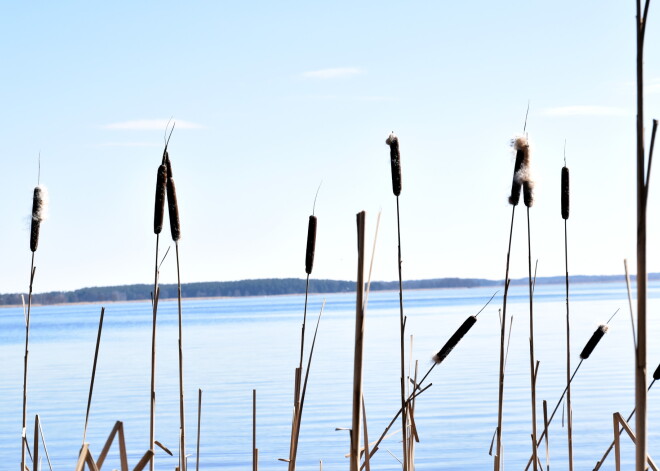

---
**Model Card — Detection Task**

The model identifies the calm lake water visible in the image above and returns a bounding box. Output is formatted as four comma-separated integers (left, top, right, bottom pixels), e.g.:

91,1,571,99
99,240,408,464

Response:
1,282,659,470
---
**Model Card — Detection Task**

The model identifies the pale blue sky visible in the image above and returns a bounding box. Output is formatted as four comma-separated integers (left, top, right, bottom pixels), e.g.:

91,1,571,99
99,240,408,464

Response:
1,1,659,293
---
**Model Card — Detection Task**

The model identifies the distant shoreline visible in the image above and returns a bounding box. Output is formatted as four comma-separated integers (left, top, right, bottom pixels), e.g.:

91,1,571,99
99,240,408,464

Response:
0,274,647,309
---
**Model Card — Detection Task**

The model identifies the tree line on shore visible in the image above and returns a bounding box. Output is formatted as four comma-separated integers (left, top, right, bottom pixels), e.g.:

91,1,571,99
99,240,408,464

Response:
0,274,653,306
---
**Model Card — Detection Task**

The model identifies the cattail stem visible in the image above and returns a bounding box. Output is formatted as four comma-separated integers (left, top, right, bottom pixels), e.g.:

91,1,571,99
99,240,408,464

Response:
21,254,36,471
527,206,539,471
175,241,186,471
495,204,517,471
289,301,325,470
150,236,162,471
564,182,574,471
83,307,105,445
395,196,408,471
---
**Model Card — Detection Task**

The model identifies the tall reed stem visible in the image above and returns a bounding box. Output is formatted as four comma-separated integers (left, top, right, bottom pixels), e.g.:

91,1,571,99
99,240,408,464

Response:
564,218,574,470
175,242,186,471
196,389,202,471
150,234,160,471
635,1,652,468
395,197,408,471
21,254,36,471
495,206,516,470
350,211,366,471
253,389,257,471
527,206,539,471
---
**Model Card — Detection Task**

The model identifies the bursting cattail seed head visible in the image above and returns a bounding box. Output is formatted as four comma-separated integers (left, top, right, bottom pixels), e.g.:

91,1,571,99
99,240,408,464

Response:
580,324,609,360
386,132,402,196
561,166,570,219
165,157,181,242
654,363,660,381
432,315,477,364
511,137,534,207
30,185,48,252
154,163,167,234
305,215,317,275
508,136,529,205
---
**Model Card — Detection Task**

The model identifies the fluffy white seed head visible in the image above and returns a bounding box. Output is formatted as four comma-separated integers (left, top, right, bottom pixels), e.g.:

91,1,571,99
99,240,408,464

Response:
32,185,49,222
386,132,397,146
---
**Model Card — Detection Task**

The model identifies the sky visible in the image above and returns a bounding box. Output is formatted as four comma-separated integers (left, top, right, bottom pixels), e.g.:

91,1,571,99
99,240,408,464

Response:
0,1,659,294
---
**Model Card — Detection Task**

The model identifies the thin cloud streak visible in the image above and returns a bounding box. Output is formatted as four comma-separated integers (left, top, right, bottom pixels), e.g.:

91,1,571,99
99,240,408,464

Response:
99,142,161,148
102,119,205,130
541,105,630,117
301,67,363,79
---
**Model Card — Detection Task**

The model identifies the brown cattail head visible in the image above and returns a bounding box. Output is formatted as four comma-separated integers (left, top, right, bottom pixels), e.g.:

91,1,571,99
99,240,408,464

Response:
432,315,477,364
154,163,167,234
654,362,660,381
165,156,181,242
561,166,570,219
385,132,402,196
30,185,48,252
580,324,608,360
305,215,317,275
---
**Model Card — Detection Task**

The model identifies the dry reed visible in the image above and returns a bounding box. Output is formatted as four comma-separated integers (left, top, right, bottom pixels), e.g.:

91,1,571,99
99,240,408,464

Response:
196,389,202,471
593,361,660,469
350,211,366,471
634,1,655,467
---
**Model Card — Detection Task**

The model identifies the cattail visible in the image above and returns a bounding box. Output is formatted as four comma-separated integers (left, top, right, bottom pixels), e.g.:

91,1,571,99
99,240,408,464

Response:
511,137,534,207
432,315,477,364
305,215,317,275
385,132,402,196
508,137,528,205
154,163,167,234
579,324,608,360
561,166,570,219
165,155,181,242
30,185,48,252
654,362,660,381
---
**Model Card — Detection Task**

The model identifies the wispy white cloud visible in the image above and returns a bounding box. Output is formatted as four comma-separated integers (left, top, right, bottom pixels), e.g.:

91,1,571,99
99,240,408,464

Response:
541,105,630,117
301,67,363,79
99,142,161,148
102,119,205,130
304,94,394,102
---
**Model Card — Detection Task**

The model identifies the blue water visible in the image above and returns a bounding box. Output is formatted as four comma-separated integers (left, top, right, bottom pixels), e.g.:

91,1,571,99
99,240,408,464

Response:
1,282,659,470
